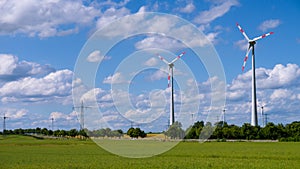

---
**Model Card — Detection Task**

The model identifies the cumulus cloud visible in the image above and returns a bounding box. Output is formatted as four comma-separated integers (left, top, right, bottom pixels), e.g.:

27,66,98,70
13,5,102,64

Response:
179,2,195,13
86,50,111,63
234,39,248,51
96,7,130,30
80,88,105,104
103,72,128,84
258,19,281,32
147,70,167,81
0,54,55,81
144,57,158,66
135,35,184,50
0,54,17,75
193,0,239,24
5,109,28,119
50,111,68,120
0,69,73,103
230,64,300,90
225,63,300,125
0,0,99,37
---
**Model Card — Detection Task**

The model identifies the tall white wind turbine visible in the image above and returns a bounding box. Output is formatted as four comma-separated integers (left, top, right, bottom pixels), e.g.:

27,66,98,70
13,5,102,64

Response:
157,52,186,126
236,23,274,126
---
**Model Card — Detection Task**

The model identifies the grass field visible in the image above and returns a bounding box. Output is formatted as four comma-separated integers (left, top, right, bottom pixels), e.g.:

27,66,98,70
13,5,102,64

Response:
1,135,300,169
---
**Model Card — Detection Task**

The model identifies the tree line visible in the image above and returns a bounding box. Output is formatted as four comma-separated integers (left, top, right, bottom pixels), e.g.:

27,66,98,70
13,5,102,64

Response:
1,127,88,138
177,121,300,141
2,121,300,141
1,127,145,139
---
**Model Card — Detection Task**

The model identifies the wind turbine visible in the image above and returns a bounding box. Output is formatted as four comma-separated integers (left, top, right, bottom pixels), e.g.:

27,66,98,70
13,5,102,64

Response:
260,104,265,127
236,23,274,126
222,107,226,127
157,51,186,126
50,117,54,131
258,101,266,127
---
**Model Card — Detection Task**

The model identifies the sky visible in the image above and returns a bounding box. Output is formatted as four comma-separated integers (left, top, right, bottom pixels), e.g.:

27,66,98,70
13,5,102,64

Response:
0,0,300,132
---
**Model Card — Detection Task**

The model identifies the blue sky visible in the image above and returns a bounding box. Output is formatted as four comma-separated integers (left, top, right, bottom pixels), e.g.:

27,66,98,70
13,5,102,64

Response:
0,0,299,132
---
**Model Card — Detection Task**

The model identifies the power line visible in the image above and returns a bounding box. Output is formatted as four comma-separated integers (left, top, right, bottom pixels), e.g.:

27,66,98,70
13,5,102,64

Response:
3,113,8,136
72,101,91,130
264,113,269,126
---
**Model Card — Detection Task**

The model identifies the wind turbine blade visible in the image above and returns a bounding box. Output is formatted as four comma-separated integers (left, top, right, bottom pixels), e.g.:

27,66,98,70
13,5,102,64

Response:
242,46,252,71
167,67,171,88
252,32,274,41
156,54,170,65
170,51,186,64
236,23,250,41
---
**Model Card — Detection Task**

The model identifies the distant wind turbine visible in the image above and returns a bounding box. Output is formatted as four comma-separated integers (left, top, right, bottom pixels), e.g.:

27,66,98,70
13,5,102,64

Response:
236,23,274,126
156,51,186,126
258,103,267,127
222,107,226,127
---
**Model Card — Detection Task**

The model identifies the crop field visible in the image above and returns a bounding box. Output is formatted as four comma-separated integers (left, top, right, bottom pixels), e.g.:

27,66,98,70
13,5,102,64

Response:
0,135,300,169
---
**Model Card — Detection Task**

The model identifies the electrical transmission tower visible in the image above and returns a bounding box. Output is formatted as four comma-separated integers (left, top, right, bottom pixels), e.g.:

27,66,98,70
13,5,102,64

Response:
264,113,268,126
3,113,8,136
73,101,91,130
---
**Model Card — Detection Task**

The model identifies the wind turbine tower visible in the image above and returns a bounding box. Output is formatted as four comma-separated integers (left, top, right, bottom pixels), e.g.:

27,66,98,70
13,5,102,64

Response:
259,103,266,127
51,117,54,131
236,23,274,126
157,52,186,126
222,108,226,126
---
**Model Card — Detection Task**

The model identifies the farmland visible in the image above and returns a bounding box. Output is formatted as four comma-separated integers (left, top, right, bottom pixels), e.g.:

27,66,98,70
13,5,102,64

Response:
0,135,300,169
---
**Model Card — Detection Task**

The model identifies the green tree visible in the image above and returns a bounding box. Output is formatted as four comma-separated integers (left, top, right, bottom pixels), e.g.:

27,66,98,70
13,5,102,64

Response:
78,129,88,137
68,129,78,137
165,121,185,139
127,127,136,138
41,128,49,135
127,127,146,138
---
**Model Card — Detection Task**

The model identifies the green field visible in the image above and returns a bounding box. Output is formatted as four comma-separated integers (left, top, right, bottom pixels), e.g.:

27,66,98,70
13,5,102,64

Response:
1,135,300,169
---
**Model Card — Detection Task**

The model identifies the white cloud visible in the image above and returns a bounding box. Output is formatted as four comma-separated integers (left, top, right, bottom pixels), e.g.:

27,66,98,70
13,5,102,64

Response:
0,0,99,37
193,0,239,24
0,69,73,103
138,6,147,13
135,35,184,50
148,70,167,81
97,10,217,48
230,64,300,90
258,19,281,32
0,54,18,75
103,72,128,84
0,54,55,81
205,32,220,44
86,50,104,63
225,63,300,125
260,64,300,89
179,2,195,13
270,89,294,100
96,7,130,30
80,88,105,104
144,57,158,66
227,89,246,101
5,109,28,119
50,111,67,120
234,39,248,51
